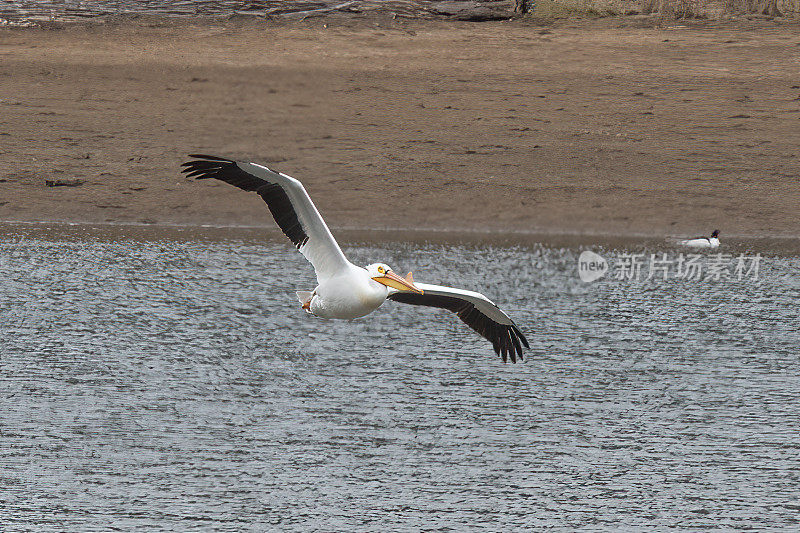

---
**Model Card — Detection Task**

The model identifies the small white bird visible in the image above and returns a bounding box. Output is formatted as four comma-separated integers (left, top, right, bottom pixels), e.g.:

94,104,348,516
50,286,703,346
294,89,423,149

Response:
182,155,528,362
680,230,720,248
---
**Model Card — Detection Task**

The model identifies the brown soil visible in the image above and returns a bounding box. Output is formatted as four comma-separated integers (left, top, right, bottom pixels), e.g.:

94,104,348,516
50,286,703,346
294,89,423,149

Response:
1,15,799,239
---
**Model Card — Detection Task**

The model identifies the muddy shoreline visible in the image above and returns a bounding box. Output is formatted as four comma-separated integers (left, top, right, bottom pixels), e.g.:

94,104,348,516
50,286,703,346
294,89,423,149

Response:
1,16,799,243
3,221,798,256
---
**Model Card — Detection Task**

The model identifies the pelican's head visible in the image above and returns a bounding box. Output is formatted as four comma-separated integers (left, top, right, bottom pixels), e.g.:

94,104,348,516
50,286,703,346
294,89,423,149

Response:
711,229,720,238
366,263,423,294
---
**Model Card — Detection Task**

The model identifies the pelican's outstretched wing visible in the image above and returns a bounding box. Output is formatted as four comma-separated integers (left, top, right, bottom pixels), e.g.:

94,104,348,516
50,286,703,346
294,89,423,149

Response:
182,154,350,281
387,282,529,363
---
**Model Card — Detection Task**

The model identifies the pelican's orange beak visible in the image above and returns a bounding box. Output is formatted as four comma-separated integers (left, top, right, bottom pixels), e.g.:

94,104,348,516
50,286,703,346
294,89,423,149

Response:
372,270,423,294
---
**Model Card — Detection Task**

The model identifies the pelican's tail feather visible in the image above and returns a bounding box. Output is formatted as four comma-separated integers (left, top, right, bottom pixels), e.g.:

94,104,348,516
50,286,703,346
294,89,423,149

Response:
296,291,314,312
296,291,313,304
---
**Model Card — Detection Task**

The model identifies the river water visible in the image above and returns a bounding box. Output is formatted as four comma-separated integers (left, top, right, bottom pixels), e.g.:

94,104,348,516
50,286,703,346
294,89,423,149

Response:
1,227,799,530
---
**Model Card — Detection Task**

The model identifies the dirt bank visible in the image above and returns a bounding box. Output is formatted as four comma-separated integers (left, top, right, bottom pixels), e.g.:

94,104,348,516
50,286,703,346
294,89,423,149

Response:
1,16,799,239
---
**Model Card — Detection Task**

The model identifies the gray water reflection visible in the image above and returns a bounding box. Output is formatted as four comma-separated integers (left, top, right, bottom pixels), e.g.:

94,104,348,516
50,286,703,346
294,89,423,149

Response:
1,234,799,530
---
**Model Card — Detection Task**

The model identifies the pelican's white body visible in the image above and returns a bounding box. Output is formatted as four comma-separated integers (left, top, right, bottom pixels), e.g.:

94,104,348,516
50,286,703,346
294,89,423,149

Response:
306,264,389,319
680,237,720,248
245,162,393,319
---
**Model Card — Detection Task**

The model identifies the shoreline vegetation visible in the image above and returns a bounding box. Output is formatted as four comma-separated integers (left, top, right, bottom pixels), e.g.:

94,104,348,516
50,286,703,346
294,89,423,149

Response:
515,0,797,19
1,9,799,246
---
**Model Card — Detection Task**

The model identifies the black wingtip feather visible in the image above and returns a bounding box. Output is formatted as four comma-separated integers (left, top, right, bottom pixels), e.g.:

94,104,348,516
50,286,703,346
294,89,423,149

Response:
511,333,523,363
513,324,530,349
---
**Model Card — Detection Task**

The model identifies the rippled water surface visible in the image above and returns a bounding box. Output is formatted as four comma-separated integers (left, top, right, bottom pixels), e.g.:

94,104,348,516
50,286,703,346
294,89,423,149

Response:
1,230,799,530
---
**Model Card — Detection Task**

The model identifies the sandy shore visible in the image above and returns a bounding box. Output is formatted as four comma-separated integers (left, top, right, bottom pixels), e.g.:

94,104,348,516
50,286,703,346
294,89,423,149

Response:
1,15,800,240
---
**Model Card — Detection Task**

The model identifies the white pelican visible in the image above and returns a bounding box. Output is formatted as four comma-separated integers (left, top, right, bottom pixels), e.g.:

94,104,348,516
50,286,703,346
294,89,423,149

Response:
679,230,720,248
181,154,529,362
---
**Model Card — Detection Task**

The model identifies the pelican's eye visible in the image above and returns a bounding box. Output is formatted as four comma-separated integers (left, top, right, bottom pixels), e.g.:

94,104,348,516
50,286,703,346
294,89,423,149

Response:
377,266,385,274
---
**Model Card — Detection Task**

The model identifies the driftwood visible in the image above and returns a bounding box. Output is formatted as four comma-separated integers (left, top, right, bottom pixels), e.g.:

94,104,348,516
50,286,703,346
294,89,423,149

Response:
266,1,360,18
45,178,84,187
266,1,512,20
429,1,512,19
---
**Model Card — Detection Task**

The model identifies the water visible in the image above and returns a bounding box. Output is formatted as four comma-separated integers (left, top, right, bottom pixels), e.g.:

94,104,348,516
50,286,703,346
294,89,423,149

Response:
1,230,799,530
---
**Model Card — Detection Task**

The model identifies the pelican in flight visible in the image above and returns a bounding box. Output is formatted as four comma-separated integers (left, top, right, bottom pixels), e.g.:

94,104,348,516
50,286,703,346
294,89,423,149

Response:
680,230,720,248
181,155,529,362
